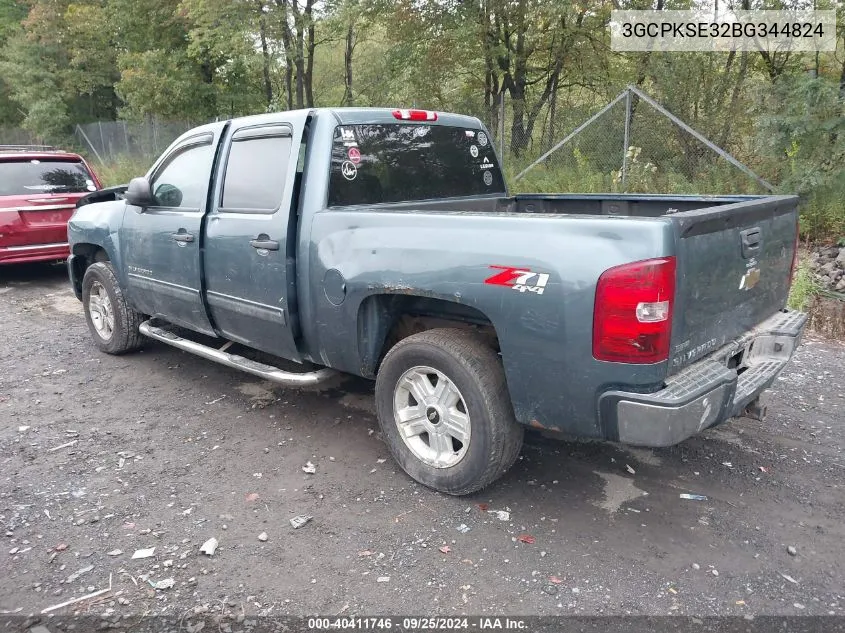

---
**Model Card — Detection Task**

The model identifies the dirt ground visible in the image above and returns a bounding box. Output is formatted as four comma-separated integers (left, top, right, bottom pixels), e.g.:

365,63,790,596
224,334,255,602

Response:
1,263,844,622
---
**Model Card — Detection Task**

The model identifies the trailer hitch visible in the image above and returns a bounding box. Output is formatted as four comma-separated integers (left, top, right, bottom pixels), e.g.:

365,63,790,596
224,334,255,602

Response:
741,397,767,421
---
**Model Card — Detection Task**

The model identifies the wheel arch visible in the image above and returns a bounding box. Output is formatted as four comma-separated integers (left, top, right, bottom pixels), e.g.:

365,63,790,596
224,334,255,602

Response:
69,243,111,299
356,293,500,378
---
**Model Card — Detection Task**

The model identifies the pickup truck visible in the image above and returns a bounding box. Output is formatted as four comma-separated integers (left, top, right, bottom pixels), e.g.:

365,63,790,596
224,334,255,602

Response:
67,107,807,495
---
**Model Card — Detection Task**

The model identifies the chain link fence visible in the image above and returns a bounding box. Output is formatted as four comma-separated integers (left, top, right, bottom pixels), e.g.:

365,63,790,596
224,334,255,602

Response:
486,86,775,196
3,90,773,195
74,120,197,168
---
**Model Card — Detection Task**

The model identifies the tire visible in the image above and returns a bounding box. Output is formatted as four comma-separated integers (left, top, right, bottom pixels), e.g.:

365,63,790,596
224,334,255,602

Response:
375,328,524,495
81,261,145,355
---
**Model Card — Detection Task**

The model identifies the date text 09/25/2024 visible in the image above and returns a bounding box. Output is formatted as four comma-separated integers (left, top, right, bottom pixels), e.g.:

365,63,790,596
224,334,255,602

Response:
307,617,528,630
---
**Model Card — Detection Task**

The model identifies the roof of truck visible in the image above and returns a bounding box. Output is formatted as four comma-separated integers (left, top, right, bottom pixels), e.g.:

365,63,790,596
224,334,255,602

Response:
327,107,483,127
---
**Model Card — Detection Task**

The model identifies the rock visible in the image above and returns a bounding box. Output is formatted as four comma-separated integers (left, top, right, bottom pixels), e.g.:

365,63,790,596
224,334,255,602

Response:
787,545,797,556
711,569,719,576
257,532,268,542
836,249,845,265
837,279,845,291
692,563,700,570
820,262,836,275
542,584,558,595
824,247,839,258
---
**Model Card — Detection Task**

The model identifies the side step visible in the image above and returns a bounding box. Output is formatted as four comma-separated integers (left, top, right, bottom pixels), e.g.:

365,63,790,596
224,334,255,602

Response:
139,320,337,386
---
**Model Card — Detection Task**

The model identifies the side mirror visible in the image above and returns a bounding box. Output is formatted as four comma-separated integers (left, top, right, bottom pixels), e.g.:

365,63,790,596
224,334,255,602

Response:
125,177,155,208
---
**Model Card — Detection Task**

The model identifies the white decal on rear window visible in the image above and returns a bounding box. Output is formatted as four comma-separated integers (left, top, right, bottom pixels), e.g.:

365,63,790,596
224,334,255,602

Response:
341,161,358,181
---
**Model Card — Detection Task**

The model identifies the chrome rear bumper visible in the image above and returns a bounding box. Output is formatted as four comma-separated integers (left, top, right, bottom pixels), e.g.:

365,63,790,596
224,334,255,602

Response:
600,309,808,447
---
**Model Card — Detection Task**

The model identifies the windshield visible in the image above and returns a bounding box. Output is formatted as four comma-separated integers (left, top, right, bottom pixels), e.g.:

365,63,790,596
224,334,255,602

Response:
327,124,506,206
0,159,96,196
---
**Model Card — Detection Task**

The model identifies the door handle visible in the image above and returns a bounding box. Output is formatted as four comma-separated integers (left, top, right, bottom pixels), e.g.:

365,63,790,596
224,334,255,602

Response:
250,238,280,251
171,232,194,243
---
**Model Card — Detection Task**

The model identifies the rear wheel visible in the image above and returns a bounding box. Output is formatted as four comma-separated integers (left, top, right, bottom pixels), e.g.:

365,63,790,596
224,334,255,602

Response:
81,262,145,354
375,328,523,495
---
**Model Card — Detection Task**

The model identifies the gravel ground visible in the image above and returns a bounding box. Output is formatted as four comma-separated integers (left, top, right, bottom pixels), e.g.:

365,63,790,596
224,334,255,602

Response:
1,263,844,622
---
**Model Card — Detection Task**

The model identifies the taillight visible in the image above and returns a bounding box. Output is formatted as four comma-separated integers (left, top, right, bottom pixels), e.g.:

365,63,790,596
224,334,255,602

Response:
787,217,800,289
593,257,676,364
392,109,438,121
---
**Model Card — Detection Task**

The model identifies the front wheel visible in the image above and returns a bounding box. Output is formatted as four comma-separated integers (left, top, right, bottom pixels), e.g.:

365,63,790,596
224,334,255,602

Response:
375,328,523,495
81,262,145,355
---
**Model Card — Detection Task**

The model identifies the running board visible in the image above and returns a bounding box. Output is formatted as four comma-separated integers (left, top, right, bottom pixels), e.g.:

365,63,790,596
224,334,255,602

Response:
139,320,336,386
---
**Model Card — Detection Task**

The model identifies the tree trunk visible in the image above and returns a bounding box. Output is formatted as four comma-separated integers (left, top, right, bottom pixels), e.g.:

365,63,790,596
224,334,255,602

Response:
546,73,558,150
275,0,294,110
342,24,354,106
509,93,527,157
840,33,845,99
506,0,529,156
257,1,273,109
718,50,748,148
305,1,315,107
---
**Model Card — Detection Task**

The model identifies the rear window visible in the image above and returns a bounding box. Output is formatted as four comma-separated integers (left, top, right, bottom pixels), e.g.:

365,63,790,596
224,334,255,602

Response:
0,159,95,196
327,124,505,207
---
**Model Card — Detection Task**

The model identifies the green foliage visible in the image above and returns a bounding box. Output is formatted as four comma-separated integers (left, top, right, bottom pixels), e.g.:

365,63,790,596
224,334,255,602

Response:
0,0,843,242
116,49,216,121
95,156,153,187
756,75,845,195
787,260,820,312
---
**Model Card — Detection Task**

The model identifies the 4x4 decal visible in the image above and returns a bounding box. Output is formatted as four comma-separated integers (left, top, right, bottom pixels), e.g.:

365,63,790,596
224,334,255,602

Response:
484,265,550,295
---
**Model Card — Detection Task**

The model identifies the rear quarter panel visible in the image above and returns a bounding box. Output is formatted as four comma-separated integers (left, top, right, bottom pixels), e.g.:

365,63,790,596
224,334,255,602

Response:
305,208,676,438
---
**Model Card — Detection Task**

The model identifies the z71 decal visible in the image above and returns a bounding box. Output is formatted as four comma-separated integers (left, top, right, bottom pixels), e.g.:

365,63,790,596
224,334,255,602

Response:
484,265,550,295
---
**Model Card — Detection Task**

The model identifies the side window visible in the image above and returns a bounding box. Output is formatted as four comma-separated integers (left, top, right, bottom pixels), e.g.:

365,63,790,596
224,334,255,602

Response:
221,132,293,211
150,139,214,209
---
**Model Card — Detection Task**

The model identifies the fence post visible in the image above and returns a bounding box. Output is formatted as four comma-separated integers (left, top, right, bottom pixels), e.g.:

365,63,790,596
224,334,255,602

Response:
75,124,106,167
98,121,107,163
621,89,632,190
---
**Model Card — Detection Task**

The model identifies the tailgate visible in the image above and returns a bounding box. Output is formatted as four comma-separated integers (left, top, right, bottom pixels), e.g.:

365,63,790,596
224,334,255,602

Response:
0,197,77,247
668,195,799,373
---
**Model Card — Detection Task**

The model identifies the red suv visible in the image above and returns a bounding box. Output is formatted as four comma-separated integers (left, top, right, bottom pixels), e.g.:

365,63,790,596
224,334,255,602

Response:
0,145,101,265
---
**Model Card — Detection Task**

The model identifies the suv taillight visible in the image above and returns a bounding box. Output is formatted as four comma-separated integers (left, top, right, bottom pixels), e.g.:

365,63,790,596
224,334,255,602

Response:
593,257,676,364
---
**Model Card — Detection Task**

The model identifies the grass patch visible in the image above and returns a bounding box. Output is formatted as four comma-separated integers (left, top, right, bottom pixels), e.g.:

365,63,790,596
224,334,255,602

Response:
93,156,154,187
787,259,821,311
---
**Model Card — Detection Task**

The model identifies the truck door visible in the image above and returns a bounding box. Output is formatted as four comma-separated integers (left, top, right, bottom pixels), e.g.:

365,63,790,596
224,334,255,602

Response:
202,121,302,360
120,129,222,335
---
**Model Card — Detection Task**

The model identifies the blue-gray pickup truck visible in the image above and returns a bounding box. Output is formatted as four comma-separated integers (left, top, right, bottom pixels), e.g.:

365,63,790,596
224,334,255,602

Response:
67,107,807,495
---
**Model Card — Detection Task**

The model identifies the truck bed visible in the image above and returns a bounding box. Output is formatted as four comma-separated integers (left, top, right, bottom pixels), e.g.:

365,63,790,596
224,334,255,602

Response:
334,192,799,380
368,192,768,218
